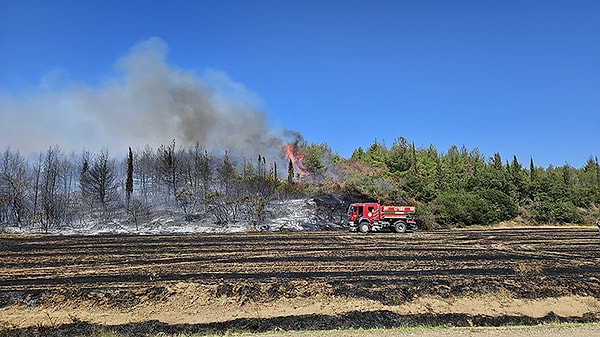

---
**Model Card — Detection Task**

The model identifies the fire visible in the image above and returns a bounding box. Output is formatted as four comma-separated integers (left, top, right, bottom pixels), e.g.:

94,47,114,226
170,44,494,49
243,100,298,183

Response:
285,142,309,177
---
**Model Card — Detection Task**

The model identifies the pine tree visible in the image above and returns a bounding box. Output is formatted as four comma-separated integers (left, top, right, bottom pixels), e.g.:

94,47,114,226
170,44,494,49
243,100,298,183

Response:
217,152,237,195
596,157,600,197
410,142,419,176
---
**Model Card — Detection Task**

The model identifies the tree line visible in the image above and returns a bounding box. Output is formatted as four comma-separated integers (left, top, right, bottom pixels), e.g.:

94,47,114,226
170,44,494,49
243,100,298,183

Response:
0,141,299,232
346,137,600,228
1,136,599,232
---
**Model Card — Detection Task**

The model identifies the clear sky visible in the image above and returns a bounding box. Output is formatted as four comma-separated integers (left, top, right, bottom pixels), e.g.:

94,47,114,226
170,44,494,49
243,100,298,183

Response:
1,0,598,168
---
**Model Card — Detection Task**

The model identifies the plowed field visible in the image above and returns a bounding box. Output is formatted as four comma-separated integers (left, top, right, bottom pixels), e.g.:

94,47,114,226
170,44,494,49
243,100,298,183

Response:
1,228,600,336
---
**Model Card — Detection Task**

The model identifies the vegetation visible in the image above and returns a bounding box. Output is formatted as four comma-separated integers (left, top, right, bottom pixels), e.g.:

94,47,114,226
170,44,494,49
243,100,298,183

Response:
0,135,598,232
346,137,599,228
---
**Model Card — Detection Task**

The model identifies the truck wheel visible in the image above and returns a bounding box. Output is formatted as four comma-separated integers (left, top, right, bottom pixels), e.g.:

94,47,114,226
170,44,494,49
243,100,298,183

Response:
393,221,407,233
358,222,369,233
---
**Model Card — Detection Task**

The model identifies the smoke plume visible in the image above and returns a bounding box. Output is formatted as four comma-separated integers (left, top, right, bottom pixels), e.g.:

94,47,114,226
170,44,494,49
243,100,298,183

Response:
0,37,286,158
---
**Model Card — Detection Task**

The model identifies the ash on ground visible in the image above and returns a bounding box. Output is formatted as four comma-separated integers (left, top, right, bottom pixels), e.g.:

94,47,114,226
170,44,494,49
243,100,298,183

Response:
2,195,354,235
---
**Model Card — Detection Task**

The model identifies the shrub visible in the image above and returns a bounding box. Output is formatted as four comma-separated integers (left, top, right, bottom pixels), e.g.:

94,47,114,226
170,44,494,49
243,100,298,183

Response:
531,196,585,224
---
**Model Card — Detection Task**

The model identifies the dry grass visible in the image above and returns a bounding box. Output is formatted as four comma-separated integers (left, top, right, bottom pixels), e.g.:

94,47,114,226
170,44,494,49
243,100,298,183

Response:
513,261,544,278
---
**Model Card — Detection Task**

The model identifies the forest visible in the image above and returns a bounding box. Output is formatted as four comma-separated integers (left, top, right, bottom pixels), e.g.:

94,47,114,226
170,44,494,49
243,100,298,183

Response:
1,136,599,233
344,137,600,228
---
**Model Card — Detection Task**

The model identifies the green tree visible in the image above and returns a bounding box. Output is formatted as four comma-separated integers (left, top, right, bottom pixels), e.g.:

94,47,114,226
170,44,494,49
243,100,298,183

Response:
217,152,237,195
508,155,526,203
386,136,411,173
350,147,365,161
440,145,467,190
433,189,514,227
581,156,600,203
477,188,518,223
302,142,328,174
362,139,388,167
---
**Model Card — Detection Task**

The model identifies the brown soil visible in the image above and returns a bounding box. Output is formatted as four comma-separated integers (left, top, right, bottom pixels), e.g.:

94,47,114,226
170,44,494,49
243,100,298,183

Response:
1,228,599,336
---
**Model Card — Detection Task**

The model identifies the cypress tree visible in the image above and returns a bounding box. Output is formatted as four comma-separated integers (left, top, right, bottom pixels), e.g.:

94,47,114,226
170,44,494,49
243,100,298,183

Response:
287,159,294,185
596,157,600,196
126,147,133,208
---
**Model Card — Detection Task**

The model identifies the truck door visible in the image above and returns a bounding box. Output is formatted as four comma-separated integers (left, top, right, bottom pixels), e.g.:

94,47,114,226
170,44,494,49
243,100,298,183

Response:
367,204,378,221
348,204,363,222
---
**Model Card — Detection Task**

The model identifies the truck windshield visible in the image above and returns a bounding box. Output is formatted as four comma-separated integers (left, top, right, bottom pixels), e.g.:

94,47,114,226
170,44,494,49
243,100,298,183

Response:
348,205,363,217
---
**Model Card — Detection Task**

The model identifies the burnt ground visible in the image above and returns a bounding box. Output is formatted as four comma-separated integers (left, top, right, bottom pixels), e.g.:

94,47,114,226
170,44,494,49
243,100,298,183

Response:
1,228,600,336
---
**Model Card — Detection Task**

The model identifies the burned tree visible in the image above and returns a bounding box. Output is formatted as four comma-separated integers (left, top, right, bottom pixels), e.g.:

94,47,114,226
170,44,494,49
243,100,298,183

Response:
126,147,134,209
0,148,31,225
37,147,70,232
180,143,214,213
156,140,182,202
80,150,119,218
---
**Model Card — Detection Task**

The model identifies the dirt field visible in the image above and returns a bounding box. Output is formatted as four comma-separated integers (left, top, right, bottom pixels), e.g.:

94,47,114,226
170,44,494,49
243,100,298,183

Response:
1,228,599,336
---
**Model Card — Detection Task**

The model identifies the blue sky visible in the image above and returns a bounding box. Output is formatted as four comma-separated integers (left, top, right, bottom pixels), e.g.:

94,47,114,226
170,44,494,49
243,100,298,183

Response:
1,0,598,168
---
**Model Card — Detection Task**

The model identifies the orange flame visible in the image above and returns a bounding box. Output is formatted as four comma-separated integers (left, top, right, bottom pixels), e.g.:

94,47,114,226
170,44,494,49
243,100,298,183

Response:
285,142,309,177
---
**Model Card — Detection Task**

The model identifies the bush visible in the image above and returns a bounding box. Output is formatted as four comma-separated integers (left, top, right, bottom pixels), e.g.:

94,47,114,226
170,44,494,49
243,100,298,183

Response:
477,188,518,223
551,201,585,224
432,189,518,227
531,196,585,224
433,190,489,227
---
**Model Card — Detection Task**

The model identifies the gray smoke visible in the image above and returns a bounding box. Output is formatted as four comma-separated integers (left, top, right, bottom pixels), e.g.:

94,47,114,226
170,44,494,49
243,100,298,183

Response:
0,37,287,157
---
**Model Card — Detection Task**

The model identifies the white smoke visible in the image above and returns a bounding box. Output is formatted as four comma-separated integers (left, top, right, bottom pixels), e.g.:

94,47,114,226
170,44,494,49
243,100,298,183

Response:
0,37,286,157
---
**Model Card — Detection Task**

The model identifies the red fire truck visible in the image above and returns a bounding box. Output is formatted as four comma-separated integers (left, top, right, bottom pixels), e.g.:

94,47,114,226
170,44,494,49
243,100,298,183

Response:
348,202,417,233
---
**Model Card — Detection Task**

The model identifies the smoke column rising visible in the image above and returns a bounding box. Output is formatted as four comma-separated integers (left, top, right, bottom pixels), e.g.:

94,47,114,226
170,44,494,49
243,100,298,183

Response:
0,37,286,157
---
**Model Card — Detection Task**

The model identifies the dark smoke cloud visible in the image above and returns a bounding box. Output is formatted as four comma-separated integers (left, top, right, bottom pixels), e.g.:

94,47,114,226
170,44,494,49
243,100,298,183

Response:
0,37,288,158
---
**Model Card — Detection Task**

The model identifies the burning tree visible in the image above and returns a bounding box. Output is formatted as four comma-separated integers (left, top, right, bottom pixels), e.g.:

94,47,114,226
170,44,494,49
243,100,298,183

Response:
285,140,341,183
285,140,308,179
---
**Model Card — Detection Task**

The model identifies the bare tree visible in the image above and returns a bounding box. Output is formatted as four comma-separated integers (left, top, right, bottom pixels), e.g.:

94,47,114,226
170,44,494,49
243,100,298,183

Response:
135,145,156,203
156,140,183,203
38,146,65,232
238,155,278,224
180,143,214,213
0,148,31,225
80,150,119,218
58,152,78,226
205,153,242,224
198,149,214,212
128,198,151,231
